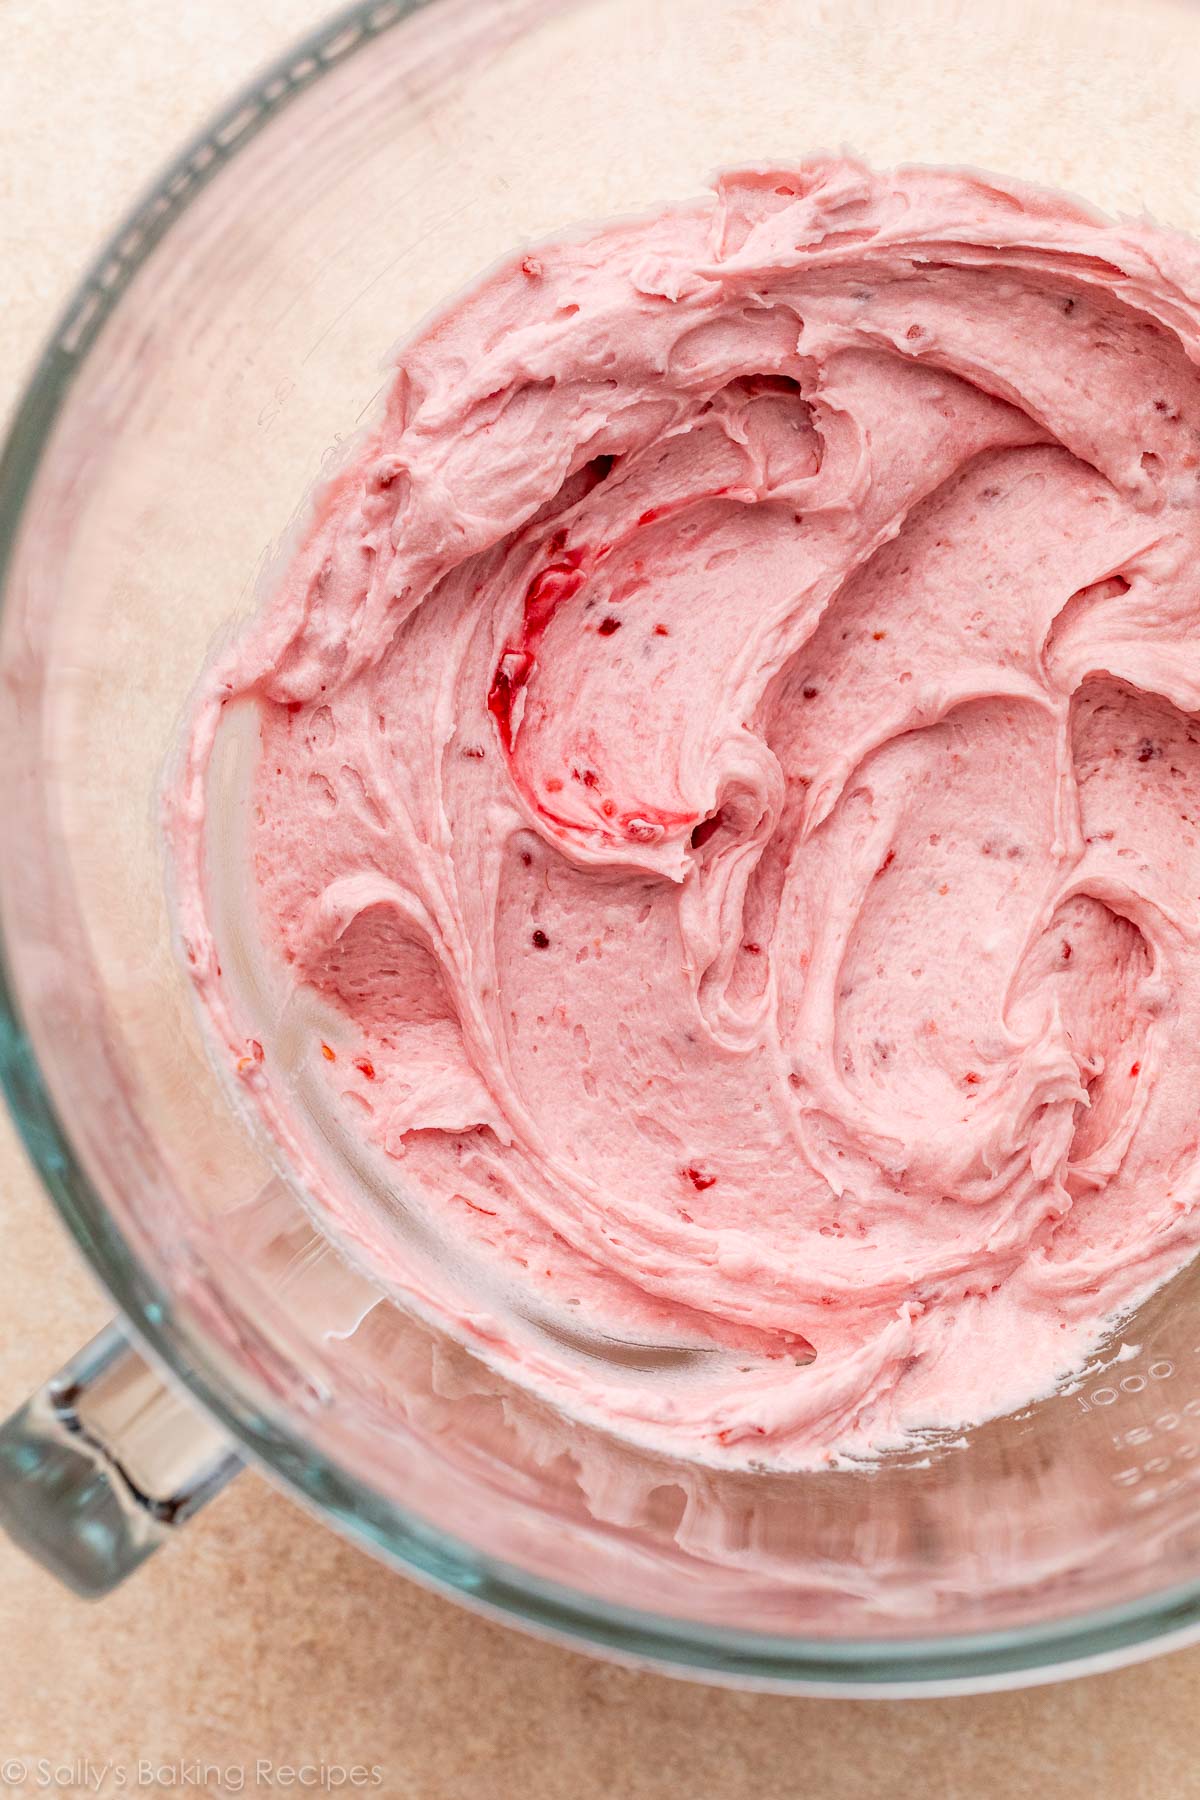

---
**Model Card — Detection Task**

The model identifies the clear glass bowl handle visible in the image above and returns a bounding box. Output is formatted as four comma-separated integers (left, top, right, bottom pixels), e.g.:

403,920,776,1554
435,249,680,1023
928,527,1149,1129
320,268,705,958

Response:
0,1321,243,1595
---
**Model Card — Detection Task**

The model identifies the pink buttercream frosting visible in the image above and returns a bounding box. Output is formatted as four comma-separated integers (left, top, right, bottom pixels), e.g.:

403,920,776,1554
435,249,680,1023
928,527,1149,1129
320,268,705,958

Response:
167,158,1200,1467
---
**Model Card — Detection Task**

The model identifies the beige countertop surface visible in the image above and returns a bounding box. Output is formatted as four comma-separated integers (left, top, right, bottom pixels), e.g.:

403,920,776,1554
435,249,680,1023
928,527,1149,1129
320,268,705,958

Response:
3,4,1200,1796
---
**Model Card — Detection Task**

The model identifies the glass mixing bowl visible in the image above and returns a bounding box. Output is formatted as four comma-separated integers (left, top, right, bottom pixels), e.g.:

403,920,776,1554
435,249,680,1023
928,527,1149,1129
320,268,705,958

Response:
4,0,1200,1694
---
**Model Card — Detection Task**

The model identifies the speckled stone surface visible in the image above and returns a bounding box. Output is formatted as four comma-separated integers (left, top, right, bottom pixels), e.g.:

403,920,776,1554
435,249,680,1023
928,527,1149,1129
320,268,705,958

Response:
4,6,1200,1797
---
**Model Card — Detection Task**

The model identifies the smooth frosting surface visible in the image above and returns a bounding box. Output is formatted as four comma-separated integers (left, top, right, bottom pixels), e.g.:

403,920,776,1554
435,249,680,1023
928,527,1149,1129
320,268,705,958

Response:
169,158,1200,1466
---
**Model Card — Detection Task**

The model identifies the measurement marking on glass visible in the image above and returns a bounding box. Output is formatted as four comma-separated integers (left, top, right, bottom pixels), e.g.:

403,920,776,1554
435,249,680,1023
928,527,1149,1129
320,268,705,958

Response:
1076,1359,1176,1411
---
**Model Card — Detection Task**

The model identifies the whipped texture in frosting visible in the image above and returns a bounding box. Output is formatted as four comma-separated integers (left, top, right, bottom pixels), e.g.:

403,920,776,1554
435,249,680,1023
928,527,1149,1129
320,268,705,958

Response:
169,158,1200,1467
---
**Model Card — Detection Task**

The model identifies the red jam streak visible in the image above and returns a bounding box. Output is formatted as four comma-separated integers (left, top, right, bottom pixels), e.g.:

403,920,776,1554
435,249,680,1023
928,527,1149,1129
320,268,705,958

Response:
487,537,698,846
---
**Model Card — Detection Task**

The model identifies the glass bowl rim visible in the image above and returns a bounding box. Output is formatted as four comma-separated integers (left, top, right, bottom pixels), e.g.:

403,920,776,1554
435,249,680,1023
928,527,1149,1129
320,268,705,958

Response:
4,0,1200,1692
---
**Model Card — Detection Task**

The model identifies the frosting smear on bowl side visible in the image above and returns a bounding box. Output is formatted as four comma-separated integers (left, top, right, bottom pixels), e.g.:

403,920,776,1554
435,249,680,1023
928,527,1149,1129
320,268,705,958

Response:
168,158,1200,1468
